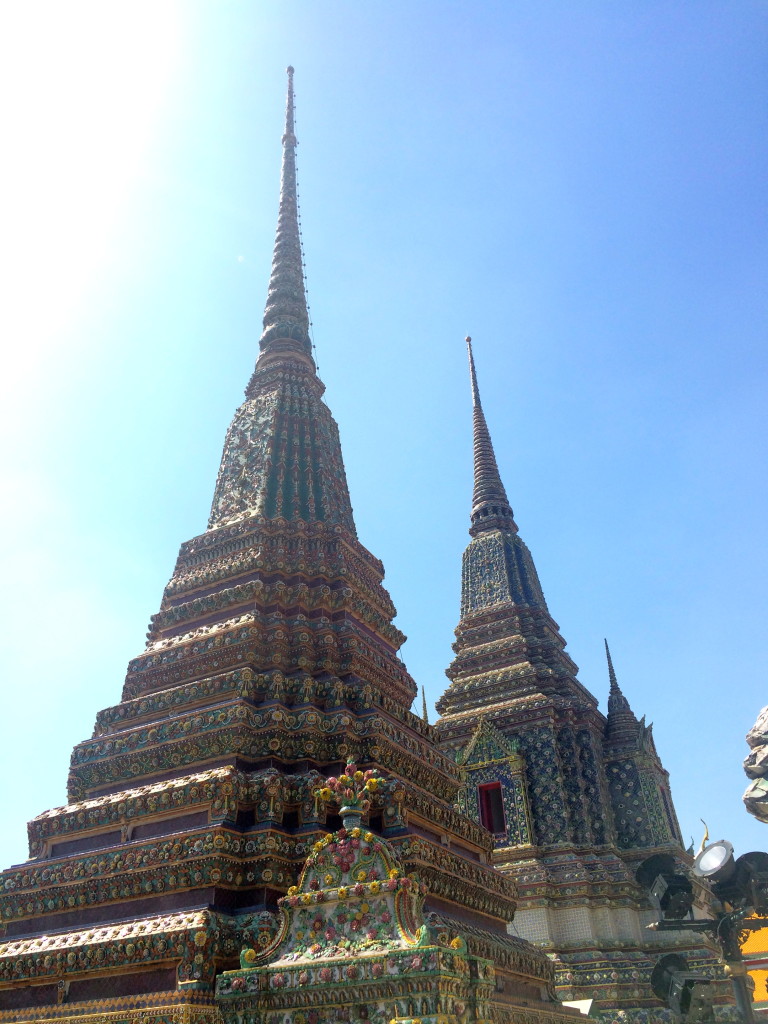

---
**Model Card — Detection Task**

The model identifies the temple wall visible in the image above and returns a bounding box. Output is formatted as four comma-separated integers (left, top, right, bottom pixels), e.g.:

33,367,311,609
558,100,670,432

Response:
511,905,659,948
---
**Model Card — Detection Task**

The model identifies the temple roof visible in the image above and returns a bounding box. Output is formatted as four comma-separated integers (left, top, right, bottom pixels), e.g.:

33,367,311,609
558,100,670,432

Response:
456,717,520,767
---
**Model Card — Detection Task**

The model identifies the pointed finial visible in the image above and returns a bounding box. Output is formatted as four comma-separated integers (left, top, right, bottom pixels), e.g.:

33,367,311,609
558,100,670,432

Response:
604,638,620,695
698,819,709,855
465,338,517,537
251,66,313,376
421,685,429,724
466,337,481,405
604,639,642,746
283,66,296,146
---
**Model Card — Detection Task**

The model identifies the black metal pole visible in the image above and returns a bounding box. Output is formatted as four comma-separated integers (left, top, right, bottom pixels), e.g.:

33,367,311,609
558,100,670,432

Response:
718,914,756,1024
727,968,755,1024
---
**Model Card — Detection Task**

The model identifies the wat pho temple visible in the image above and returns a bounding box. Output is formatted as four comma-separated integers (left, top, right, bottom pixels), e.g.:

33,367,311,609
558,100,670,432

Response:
0,70,733,1024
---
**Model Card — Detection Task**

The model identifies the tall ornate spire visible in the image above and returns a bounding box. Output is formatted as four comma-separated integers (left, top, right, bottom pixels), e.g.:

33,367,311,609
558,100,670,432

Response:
257,65,312,366
209,69,356,531
466,338,517,537
604,639,642,746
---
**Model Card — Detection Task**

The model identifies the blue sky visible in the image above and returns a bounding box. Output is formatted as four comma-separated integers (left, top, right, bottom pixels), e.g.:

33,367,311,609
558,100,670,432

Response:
0,2,766,870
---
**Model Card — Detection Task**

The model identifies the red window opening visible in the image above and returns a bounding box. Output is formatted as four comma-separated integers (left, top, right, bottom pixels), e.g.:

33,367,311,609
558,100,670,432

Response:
478,782,506,834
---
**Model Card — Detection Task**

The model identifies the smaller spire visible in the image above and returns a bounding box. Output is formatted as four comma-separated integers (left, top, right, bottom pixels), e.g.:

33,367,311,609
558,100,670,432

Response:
605,639,622,702
466,338,517,537
421,686,429,725
604,640,641,746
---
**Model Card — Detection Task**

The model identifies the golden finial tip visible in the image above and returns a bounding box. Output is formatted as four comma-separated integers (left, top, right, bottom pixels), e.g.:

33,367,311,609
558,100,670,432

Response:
465,335,472,344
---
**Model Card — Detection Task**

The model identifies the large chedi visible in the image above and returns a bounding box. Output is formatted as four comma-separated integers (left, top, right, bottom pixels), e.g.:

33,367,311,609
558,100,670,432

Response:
0,71,577,1024
435,340,728,1021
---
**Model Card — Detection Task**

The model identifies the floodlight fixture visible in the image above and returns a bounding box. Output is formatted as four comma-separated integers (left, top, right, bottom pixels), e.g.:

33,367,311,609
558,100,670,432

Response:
733,852,768,915
693,840,735,883
651,953,712,1020
650,872,694,921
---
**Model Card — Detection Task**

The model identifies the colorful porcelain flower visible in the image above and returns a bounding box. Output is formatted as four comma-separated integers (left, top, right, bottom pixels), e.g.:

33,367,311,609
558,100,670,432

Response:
312,765,386,816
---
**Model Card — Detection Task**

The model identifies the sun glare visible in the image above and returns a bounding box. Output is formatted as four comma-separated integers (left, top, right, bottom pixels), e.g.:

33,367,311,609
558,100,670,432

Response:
0,2,180,389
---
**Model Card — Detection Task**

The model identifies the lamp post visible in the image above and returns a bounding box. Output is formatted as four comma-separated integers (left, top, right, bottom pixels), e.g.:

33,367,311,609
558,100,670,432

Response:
648,842,768,1024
